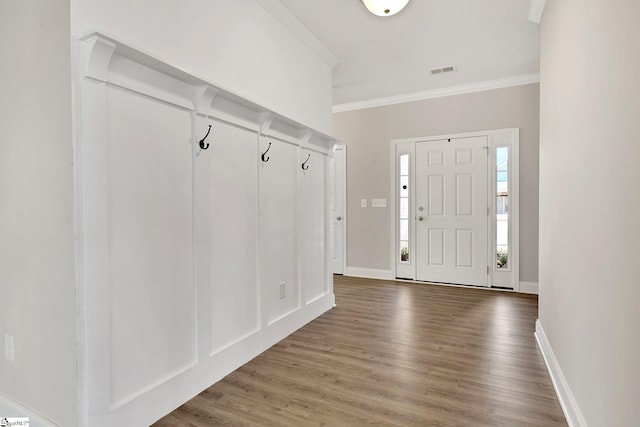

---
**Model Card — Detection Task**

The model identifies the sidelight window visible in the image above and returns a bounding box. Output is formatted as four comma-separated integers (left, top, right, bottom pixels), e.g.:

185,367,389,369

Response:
496,146,509,269
399,154,410,263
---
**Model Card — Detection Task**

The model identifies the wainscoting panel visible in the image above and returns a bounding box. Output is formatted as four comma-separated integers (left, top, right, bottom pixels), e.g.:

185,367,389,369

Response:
77,33,336,427
106,87,195,408
195,118,260,357
259,137,300,325
299,149,329,305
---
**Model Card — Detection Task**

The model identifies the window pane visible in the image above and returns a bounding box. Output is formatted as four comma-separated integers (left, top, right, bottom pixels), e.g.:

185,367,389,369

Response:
400,176,409,197
400,197,409,219
497,147,508,193
398,152,411,265
496,146,509,269
496,214,508,269
400,241,409,262
497,195,509,214
400,219,409,241
400,154,409,176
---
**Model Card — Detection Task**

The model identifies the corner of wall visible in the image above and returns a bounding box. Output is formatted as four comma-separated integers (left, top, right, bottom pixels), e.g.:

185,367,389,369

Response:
519,281,539,294
0,0,78,425
535,320,588,427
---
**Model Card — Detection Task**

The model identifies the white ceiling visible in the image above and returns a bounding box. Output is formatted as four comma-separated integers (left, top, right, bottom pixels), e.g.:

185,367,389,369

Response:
277,0,540,108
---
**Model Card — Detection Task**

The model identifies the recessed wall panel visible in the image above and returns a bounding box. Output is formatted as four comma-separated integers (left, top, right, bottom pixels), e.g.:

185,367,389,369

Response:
428,150,444,167
428,228,445,266
456,174,474,216
329,157,337,212
428,175,445,216
260,139,299,324
455,148,473,165
107,87,194,406
331,223,338,262
300,151,327,303
456,229,474,268
206,121,259,355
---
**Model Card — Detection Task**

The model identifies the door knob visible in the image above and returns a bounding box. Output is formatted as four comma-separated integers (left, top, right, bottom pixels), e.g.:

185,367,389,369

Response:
418,216,424,221
418,206,424,212
336,216,342,221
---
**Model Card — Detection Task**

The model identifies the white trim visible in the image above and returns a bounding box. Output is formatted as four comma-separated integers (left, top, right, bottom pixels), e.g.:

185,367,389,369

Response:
528,0,547,24
78,33,337,150
535,320,589,427
337,145,348,275
395,128,519,145
519,281,538,294
0,393,58,427
253,0,340,68
332,74,540,113
395,278,514,292
344,267,394,281
489,129,520,291
71,38,89,427
391,142,416,280
329,145,347,275
390,144,396,279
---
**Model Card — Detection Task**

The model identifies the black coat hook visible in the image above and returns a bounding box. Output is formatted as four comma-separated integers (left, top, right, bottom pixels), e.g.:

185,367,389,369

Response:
199,125,212,150
261,142,272,162
301,153,311,170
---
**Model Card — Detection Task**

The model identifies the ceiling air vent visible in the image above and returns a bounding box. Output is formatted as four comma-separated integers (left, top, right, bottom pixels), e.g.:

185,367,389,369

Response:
431,65,456,75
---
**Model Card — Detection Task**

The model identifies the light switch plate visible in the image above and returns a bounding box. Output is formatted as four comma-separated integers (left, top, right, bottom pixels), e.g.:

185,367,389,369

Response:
372,198,387,208
361,199,367,208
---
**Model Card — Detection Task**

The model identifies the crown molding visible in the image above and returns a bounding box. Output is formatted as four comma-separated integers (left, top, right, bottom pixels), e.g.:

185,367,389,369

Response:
332,73,540,113
528,0,547,24
253,0,341,68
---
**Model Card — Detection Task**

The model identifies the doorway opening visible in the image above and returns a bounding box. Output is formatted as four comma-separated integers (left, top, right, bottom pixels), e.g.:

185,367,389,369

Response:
391,128,519,290
330,145,346,275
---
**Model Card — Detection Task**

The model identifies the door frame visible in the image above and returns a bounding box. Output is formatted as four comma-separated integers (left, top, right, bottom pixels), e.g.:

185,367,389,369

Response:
331,144,347,275
390,128,520,291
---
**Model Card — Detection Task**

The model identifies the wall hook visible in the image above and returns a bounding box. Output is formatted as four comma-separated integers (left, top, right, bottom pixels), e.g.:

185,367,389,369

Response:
199,125,212,150
261,142,272,162
302,153,311,171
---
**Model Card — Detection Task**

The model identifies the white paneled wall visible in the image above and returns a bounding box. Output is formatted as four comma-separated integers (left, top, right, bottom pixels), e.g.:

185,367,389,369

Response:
77,33,336,427
195,118,260,356
299,148,329,304
259,137,300,324
106,88,196,406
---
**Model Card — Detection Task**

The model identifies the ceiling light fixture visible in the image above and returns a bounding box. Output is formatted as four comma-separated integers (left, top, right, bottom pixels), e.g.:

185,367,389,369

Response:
361,0,410,17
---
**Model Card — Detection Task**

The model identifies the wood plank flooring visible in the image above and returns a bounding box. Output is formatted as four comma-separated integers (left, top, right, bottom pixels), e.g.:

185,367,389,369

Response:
154,276,567,426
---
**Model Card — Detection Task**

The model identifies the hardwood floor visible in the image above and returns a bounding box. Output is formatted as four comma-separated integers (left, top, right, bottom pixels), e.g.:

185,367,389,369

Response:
154,276,567,426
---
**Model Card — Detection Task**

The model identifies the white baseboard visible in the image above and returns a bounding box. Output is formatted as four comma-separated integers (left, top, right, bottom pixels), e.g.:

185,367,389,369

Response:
0,393,58,427
343,267,393,281
535,320,588,427
519,281,539,294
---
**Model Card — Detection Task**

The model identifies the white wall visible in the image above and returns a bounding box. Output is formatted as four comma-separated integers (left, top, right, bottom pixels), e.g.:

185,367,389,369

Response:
71,0,333,134
539,0,640,425
333,84,540,283
0,1,77,426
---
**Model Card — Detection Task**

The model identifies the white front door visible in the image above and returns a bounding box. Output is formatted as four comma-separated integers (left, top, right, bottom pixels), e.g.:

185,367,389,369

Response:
329,146,345,274
415,137,489,286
